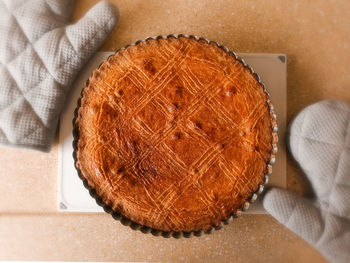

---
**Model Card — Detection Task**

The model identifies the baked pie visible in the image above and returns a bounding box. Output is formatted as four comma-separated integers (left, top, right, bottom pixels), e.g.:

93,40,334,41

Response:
73,35,277,236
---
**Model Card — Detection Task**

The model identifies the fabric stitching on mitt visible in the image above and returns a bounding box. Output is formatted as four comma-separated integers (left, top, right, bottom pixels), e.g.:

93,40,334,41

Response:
291,134,350,151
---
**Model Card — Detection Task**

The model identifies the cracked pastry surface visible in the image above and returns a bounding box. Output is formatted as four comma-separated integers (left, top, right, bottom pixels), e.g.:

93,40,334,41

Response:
75,36,275,232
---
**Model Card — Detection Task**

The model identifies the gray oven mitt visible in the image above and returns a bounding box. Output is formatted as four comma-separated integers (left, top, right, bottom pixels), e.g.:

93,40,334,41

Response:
0,0,118,151
263,100,350,263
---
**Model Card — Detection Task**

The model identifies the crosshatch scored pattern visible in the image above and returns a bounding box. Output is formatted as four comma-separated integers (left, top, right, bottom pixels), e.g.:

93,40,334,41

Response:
75,36,277,233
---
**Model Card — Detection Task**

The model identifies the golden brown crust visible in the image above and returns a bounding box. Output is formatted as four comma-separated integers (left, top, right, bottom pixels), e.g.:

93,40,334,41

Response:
75,36,274,232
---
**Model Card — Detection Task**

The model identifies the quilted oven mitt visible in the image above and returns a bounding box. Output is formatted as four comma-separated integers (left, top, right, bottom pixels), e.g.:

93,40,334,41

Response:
0,0,118,151
263,100,350,263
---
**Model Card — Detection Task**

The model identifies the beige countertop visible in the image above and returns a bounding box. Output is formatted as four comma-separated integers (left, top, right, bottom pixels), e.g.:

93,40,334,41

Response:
1,0,350,261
